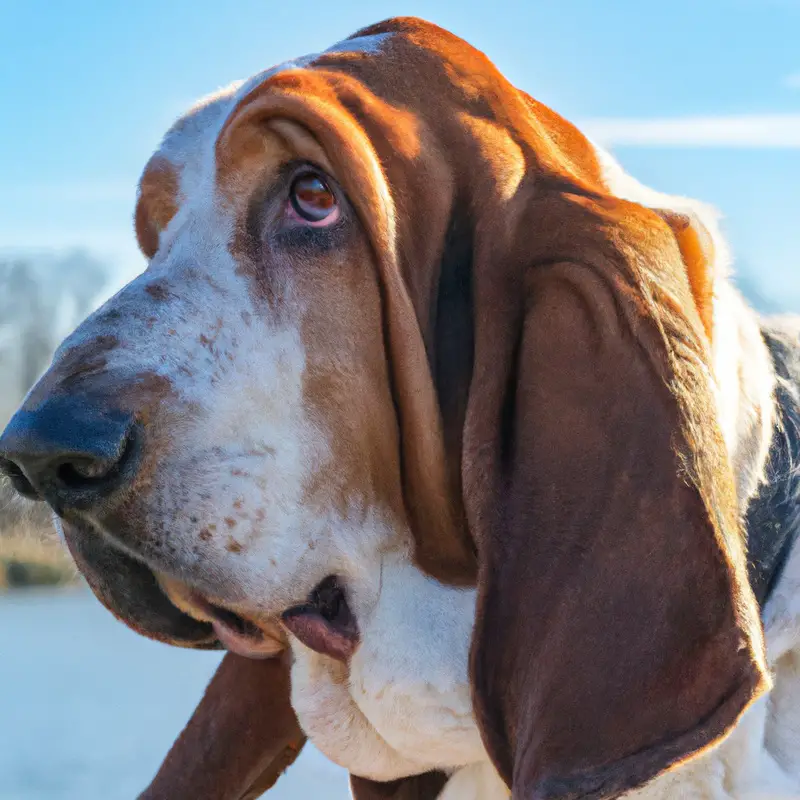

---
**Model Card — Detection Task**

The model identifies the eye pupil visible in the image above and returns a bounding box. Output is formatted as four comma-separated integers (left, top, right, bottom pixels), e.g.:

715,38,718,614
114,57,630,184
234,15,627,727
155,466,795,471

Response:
290,173,337,222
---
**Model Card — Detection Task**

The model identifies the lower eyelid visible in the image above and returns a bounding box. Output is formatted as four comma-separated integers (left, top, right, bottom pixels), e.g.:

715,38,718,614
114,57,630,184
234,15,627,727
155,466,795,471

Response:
285,201,342,228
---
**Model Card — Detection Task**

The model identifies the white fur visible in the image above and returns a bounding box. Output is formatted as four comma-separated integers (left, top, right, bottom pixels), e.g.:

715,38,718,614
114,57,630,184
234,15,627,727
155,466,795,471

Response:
327,32,392,55
290,553,483,780
349,557,482,766
437,762,510,800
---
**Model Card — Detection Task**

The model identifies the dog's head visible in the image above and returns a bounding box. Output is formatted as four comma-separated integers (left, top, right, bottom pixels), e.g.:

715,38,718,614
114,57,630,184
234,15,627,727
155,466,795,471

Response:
0,17,768,798
0,25,475,655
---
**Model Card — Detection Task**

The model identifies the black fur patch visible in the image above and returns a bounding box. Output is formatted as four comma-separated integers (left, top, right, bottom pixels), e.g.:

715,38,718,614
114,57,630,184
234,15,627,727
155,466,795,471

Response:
745,321,800,607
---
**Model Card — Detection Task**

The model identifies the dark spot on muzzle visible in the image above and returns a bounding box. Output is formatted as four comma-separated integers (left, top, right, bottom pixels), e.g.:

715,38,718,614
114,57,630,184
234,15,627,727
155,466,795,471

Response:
144,279,171,301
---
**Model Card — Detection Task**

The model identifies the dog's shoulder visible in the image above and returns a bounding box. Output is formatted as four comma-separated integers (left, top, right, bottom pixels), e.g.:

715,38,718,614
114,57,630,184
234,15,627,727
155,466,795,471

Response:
746,316,800,607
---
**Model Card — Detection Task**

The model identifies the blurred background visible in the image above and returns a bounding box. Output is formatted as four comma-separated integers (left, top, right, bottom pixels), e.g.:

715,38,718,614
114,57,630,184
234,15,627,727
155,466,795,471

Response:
1,0,797,797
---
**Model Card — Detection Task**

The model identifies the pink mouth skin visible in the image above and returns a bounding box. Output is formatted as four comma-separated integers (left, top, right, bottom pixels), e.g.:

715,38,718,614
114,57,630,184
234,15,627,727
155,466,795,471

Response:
211,618,284,659
156,575,286,659
281,606,359,662
280,576,360,662
157,573,358,662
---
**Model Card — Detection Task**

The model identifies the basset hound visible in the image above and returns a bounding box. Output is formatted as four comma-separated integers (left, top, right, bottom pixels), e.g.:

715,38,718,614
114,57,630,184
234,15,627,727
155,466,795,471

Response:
2,16,799,800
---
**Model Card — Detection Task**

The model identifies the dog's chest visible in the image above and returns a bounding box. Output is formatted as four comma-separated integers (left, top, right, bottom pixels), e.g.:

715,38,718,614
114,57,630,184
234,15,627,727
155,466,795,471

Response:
289,557,488,782
289,645,486,782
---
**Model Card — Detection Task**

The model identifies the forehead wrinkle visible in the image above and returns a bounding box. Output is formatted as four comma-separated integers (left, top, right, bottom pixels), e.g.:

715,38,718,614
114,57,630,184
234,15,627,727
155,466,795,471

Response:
267,119,334,174
460,113,525,202
145,32,397,265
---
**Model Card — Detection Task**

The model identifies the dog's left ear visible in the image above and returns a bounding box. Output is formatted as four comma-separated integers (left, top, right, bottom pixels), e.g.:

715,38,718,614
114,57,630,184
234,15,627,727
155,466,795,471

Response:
463,184,769,799
138,654,305,800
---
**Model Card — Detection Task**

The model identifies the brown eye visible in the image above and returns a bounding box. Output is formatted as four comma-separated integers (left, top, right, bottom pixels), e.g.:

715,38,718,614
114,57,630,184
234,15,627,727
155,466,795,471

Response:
289,173,337,222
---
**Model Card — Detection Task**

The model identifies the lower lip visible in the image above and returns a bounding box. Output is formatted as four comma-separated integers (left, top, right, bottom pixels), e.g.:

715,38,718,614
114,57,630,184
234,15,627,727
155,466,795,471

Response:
212,619,285,659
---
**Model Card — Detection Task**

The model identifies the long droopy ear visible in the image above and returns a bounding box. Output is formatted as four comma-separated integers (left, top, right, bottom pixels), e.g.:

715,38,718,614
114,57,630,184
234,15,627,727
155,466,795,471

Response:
465,192,769,799
139,654,305,800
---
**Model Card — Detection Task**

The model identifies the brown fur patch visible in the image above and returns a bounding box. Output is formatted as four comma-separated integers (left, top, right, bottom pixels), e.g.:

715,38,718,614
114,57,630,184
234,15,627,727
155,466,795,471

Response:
135,156,180,258
139,655,305,800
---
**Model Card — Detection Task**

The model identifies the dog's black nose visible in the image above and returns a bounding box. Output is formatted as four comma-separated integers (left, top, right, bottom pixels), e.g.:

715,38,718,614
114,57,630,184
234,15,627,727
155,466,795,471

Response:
0,395,137,512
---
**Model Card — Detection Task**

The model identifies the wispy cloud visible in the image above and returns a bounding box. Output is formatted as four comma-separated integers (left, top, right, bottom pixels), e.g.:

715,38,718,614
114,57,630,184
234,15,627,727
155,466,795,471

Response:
0,181,136,203
582,113,800,148
784,72,800,89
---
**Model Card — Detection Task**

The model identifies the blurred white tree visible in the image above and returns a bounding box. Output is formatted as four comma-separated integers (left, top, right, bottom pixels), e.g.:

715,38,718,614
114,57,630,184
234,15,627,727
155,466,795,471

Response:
0,250,111,426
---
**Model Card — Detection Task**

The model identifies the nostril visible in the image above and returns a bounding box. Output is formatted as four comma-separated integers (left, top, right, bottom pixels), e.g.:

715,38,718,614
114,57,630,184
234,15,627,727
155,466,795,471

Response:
0,457,41,500
54,427,137,493
57,461,112,488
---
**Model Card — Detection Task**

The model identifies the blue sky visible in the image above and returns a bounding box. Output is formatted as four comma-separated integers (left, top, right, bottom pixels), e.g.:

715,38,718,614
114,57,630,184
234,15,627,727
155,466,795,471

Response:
1,0,798,306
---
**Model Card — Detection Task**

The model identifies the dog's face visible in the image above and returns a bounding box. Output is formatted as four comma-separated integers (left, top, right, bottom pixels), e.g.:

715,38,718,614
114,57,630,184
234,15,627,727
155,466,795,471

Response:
0,38,416,659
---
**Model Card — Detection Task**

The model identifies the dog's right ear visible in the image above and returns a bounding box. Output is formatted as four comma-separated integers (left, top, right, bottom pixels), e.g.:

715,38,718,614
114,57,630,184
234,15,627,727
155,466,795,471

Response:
464,196,769,798
138,653,305,800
